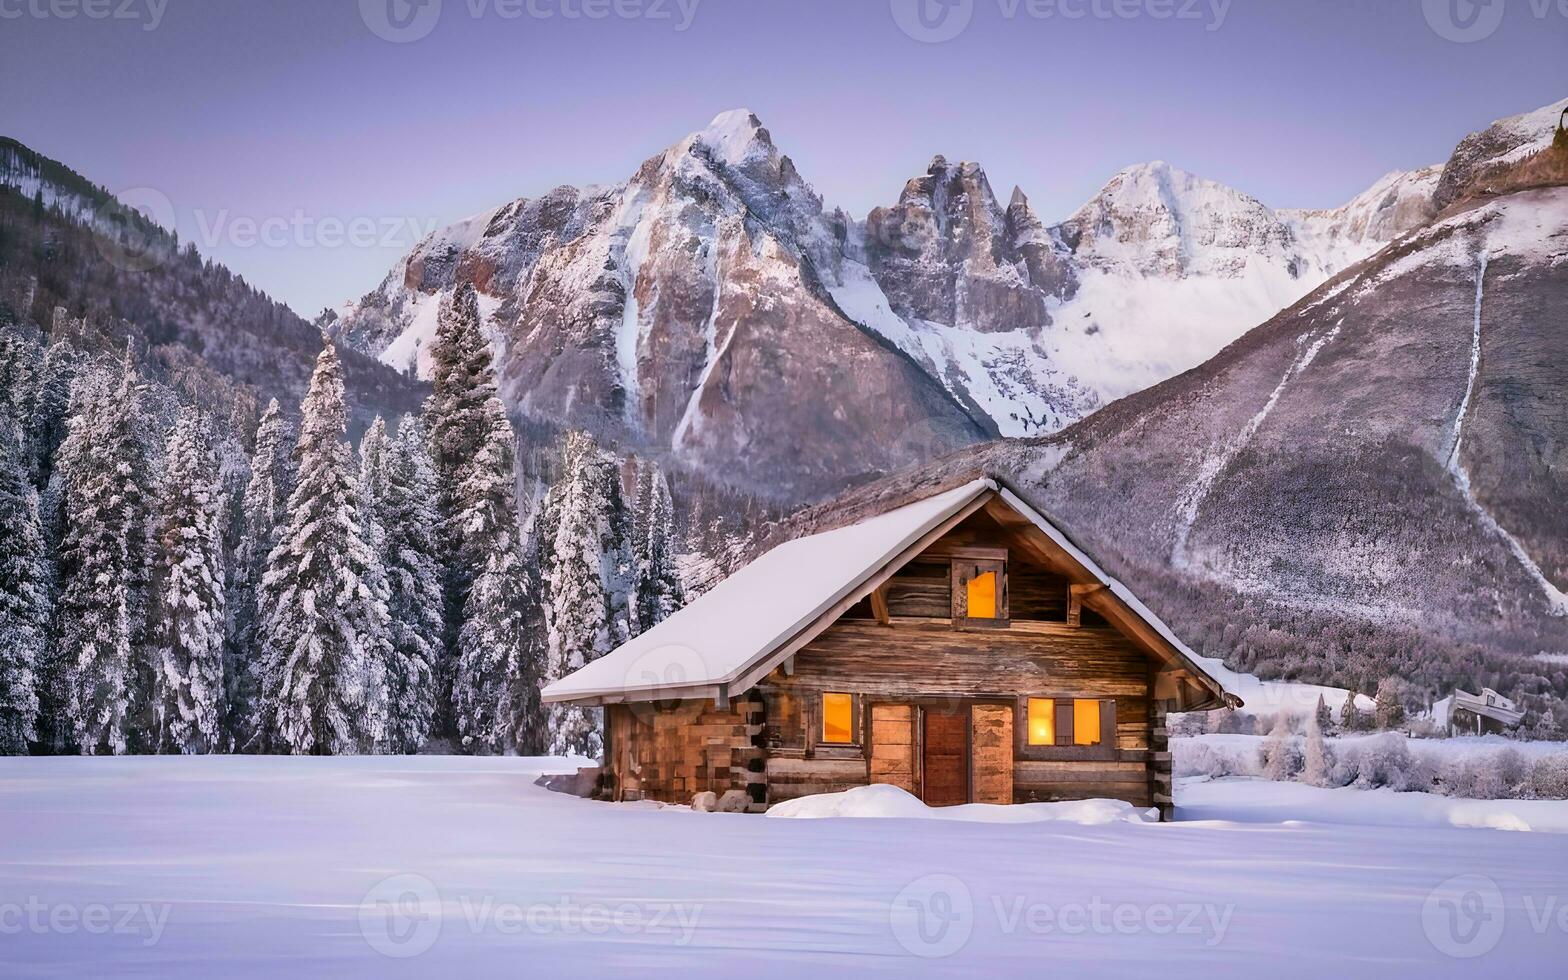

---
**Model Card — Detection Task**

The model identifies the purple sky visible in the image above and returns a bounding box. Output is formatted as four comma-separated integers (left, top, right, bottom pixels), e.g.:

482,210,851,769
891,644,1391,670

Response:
2,0,1563,316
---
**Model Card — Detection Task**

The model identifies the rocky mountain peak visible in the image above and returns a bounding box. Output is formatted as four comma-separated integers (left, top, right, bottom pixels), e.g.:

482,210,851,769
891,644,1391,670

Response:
689,108,775,168
1433,96,1568,210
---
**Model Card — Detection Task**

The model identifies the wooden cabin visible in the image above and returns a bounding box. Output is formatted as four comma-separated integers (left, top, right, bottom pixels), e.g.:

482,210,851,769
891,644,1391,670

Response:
542,477,1239,820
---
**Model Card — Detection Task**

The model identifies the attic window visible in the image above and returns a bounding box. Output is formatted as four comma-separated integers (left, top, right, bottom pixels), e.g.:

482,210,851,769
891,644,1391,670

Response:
966,572,997,619
952,556,1007,627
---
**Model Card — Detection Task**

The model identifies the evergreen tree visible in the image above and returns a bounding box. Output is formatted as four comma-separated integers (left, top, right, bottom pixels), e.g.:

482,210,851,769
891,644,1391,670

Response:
149,409,226,753
257,340,390,754
228,399,294,749
55,354,153,755
631,459,684,635
375,416,444,753
1339,690,1363,732
357,416,393,555
1259,713,1299,781
423,281,499,734
1314,692,1333,733
1374,676,1406,730
452,399,535,754
0,417,47,754
540,430,618,758
27,339,77,491
1301,705,1333,787
0,332,40,431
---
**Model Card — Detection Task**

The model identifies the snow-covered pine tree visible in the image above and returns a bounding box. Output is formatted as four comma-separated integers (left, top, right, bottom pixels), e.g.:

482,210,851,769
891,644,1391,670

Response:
375,415,444,753
631,459,684,636
1301,705,1333,787
257,340,390,755
55,353,154,755
1339,688,1362,732
423,281,501,735
27,338,78,491
228,399,294,750
1314,692,1333,733
451,398,536,754
1259,713,1299,781
357,416,392,555
149,408,226,753
1374,676,1405,730
0,332,40,437
539,430,620,758
0,415,47,754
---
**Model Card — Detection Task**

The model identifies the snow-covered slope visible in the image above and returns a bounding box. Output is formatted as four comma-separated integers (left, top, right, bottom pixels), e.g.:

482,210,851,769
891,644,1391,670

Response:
1041,160,1439,402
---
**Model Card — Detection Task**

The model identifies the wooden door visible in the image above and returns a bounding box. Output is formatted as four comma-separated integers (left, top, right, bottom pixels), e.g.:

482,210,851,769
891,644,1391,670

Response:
920,706,970,806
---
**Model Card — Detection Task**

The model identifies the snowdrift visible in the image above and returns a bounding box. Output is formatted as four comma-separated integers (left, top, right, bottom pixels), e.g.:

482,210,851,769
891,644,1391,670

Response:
765,783,1158,825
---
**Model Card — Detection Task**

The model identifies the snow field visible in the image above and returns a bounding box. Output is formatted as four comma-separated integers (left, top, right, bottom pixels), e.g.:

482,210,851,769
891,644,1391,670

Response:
3,755,1567,978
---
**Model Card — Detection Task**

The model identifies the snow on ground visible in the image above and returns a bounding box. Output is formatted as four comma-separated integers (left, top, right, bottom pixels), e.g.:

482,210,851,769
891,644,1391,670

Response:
767,783,1156,825
1184,731,1568,763
1178,776,1568,834
3,756,1566,978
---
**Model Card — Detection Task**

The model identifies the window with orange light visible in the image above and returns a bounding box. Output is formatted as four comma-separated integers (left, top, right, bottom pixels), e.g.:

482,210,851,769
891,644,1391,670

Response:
1027,698,1055,746
1073,699,1102,746
822,692,855,744
966,571,997,619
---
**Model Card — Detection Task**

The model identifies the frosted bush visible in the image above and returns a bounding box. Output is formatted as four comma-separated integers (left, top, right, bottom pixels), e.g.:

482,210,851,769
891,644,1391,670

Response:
1174,741,1257,778
1343,733,1432,791
1528,755,1568,799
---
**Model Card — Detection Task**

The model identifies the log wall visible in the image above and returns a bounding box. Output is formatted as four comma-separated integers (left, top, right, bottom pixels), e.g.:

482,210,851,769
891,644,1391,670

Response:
604,696,765,810
757,619,1157,810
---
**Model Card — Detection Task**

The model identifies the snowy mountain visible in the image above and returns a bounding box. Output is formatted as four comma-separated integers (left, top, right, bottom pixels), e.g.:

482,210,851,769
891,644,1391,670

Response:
331,111,1454,500
789,137,1568,690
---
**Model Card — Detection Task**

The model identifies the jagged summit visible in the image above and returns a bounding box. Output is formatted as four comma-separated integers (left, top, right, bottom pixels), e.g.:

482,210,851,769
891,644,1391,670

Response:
329,100,1551,502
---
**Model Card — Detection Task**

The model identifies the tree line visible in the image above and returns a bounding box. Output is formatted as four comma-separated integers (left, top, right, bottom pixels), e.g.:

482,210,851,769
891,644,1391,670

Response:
0,282,688,756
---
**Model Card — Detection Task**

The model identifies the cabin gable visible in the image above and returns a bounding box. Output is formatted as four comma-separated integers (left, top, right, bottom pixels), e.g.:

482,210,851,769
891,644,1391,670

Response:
754,503,1176,812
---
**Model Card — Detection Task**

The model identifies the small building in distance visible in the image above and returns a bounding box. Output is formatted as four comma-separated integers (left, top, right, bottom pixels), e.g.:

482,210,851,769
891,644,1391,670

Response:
1446,687,1526,736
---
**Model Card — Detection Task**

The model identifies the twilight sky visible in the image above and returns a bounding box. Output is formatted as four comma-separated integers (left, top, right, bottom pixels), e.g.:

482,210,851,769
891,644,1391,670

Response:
2,0,1564,316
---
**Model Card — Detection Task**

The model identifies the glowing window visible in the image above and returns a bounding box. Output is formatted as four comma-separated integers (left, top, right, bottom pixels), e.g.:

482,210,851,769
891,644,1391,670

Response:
822,693,854,744
966,571,997,619
1073,699,1102,746
1027,698,1055,746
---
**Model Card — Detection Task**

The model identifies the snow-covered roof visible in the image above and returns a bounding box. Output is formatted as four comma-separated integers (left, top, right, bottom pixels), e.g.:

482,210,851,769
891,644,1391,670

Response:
542,479,994,704
1451,688,1526,728
542,477,1237,707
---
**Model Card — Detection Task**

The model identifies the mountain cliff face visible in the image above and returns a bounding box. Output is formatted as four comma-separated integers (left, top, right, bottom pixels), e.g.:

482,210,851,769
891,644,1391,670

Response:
332,110,1452,501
